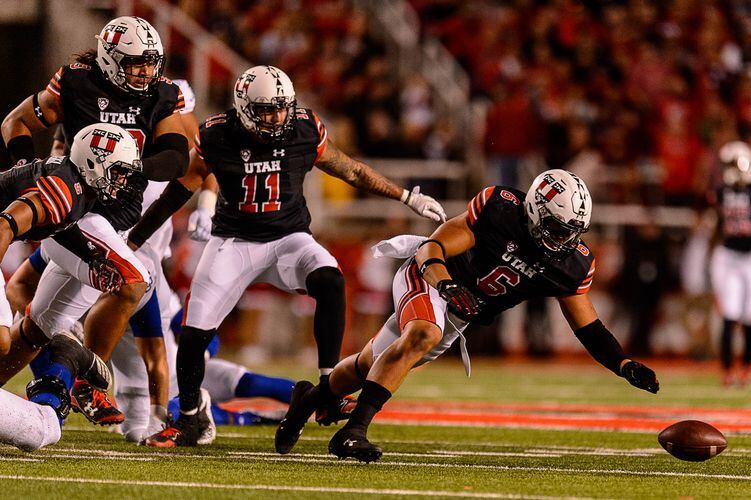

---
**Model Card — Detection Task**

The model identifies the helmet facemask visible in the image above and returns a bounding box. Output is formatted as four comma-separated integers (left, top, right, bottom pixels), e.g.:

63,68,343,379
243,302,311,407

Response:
86,158,142,205
241,97,297,142
530,210,588,258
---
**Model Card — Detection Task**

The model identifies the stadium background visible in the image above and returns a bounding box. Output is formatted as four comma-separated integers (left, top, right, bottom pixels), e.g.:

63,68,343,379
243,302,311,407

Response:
0,0,747,369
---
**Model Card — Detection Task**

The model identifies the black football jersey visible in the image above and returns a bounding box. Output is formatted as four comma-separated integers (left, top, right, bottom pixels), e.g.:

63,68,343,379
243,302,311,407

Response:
195,108,327,242
716,185,751,252
0,156,95,241
445,186,595,323
46,63,184,230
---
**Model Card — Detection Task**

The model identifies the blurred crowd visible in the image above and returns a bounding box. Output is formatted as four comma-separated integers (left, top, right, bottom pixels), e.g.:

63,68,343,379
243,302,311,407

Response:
412,0,751,206
171,0,463,163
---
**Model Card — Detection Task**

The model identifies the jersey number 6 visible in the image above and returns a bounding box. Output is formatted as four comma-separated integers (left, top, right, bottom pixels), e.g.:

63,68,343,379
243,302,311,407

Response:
477,265,520,296
240,173,281,213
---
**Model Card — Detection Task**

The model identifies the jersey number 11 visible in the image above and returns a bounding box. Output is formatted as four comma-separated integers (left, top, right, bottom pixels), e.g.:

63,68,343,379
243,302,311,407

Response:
240,173,281,213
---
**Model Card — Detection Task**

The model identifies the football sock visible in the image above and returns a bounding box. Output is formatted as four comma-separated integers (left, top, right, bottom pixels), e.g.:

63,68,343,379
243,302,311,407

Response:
176,326,217,413
305,267,345,369
721,319,734,369
0,388,60,451
234,372,295,403
342,380,391,436
744,325,751,366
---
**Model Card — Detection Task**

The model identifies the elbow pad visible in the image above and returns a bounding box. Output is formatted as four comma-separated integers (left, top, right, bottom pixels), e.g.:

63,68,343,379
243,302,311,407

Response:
141,133,189,181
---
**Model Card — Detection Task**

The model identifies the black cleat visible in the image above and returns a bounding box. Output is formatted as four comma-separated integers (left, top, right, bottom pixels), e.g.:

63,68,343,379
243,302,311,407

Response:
275,381,316,454
144,413,201,447
328,428,382,463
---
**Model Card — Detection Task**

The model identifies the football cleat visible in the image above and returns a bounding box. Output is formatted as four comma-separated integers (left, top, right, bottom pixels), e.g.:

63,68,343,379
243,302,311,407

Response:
70,378,124,426
275,380,316,454
315,395,357,426
328,428,382,463
196,389,216,446
144,414,200,448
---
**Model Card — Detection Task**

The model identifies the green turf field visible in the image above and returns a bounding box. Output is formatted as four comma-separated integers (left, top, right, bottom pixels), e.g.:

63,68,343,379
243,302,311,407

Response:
1,359,750,499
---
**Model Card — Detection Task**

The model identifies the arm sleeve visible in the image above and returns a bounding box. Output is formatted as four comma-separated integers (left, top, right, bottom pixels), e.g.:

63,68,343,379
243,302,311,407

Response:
51,225,101,264
45,67,63,101
575,258,596,295
574,319,627,375
465,187,497,229
140,133,189,181
127,180,194,248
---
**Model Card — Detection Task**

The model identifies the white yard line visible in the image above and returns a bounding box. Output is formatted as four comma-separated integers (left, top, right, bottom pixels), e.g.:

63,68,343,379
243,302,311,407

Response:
0,474,589,499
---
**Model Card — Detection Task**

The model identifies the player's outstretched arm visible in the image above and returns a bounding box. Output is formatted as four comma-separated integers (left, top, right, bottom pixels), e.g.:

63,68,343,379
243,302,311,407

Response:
314,140,446,222
558,293,659,394
1,90,62,164
127,148,210,249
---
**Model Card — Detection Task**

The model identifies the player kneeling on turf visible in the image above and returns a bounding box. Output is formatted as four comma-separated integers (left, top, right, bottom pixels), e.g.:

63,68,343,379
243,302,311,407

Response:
275,169,659,462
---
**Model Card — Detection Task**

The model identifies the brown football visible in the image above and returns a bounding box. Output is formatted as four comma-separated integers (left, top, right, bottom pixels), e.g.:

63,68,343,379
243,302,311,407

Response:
658,420,727,462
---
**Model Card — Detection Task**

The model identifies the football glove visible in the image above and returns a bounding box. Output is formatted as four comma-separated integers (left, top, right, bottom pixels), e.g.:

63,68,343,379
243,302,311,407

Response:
621,360,659,394
437,280,485,321
187,207,213,242
403,186,446,223
89,256,124,293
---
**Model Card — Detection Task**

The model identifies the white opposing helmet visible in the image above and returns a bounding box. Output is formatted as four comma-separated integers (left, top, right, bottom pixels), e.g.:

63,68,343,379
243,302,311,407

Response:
233,65,296,140
525,169,592,257
96,16,164,94
719,141,751,186
69,123,142,204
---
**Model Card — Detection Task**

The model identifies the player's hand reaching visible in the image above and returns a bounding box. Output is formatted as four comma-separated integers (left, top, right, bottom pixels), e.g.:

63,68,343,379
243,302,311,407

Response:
403,186,446,223
187,207,213,241
437,280,485,321
90,256,124,293
621,360,659,394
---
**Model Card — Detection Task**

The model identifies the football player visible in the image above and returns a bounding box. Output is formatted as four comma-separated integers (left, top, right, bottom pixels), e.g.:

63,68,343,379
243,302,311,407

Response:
710,141,751,386
0,123,140,451
275,170,660,462
124,65,446,446
0,16,189,424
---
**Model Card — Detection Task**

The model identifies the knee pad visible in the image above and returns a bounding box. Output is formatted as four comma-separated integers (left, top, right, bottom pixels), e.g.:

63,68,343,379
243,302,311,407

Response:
306,266,344,299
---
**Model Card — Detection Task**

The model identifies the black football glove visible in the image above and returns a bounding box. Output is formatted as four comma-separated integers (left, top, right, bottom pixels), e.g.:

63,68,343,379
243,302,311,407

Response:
621,360,659,394
437,280,485,321
89,256,124,293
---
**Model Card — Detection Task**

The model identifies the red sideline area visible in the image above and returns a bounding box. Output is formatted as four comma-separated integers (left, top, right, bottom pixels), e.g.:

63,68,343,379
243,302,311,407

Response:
222,398,751,433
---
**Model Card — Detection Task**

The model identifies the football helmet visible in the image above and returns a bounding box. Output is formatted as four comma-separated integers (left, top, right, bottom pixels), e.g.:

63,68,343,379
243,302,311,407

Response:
96,16,164,94
719,141,751,186
233,65,296,141
69,123,142,204
525,169,592,258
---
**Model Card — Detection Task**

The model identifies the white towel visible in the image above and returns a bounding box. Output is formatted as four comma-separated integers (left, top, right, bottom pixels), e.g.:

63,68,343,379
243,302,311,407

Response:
371,235,427,259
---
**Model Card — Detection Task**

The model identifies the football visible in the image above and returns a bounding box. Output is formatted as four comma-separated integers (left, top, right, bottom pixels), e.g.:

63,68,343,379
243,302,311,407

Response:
658,420,727,462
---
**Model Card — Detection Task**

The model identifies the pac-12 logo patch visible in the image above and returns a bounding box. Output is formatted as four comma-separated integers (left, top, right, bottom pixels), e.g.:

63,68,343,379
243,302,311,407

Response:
240,149,251,162
98,98,109,111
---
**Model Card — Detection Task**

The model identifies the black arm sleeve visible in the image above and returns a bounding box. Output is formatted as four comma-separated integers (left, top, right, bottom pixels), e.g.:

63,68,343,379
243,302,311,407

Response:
52,225,102,264
141,133,189,181
573,319,627,375
6,136,36,165
127,180,193,248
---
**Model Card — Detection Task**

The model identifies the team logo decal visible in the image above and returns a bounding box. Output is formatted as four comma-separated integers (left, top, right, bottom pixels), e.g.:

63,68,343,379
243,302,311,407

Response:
506,241,518,253
101,24,127,46
89,128,122,159
536,174,564,202
98,98,109,111
74,182,83,195
234,75,252,98
241,149,251,162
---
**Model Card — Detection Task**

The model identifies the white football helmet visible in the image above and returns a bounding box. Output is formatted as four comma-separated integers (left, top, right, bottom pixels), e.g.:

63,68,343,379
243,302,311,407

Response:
69,123,142,204
719,141,751,186
233,65,296,141
525,169,592,257
96,16,164,94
